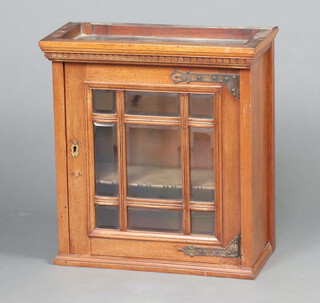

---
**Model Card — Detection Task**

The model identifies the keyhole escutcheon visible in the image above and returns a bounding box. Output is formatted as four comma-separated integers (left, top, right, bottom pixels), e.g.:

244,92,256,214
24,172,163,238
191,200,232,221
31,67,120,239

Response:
71,142,79,158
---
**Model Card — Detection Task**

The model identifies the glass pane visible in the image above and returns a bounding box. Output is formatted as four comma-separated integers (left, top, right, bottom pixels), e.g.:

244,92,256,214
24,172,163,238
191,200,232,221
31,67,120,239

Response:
190,127,214,202
93,90,116,113
191,211,215,236
125,91,179,116
94,123,118,196
96,205,119,229
127,125,182,200
189,94,214,119
128,207,182,233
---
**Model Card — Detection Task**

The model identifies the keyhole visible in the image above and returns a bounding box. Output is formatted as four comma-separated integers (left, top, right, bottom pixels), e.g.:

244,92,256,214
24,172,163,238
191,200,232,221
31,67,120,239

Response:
71,143,79,157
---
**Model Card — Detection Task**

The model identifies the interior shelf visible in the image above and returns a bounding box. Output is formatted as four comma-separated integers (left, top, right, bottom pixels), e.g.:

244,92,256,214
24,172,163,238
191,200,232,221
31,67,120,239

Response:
96,164,214,191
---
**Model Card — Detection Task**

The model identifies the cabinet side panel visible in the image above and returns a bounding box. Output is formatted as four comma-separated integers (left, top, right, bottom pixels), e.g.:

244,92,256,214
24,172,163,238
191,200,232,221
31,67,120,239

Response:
65,63,91,254
240,53,272,266
251,57,269,263
52,62,70,253
239,47,275,267
239,69,253,266
265,42,276,250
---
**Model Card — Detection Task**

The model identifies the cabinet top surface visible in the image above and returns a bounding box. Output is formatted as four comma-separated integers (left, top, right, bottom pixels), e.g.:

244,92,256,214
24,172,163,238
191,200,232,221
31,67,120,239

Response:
39,22,278,67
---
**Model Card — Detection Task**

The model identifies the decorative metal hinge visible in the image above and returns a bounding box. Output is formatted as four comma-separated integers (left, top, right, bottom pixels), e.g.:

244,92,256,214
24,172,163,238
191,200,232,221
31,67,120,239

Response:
170,71,240,98
178,235,241,258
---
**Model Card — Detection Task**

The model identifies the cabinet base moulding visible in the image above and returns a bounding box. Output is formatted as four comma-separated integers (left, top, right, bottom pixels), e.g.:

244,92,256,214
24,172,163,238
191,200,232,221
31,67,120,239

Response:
53,242,273,280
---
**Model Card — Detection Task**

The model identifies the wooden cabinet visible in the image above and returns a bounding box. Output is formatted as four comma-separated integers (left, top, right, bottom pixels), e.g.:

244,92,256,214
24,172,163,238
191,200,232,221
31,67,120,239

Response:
39,22,278,279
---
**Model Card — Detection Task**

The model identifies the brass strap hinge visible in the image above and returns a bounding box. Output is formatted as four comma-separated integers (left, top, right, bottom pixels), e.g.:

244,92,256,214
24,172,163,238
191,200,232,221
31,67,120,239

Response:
178,235,241,258
170,71,240,98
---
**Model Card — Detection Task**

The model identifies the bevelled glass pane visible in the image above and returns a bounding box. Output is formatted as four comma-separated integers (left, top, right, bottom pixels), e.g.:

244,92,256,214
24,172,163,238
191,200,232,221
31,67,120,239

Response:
191,210,215,236
96,205,119,229
190,127,214,202
189,94,214,119
94,123,118,196
127,125,182,200
128,207,182,233
125,91,179,116
93,90,116,113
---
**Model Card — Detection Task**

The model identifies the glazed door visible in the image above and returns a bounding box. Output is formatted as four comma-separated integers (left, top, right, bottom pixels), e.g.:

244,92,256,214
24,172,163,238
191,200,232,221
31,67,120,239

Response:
92,89,216,234
65,63,240,263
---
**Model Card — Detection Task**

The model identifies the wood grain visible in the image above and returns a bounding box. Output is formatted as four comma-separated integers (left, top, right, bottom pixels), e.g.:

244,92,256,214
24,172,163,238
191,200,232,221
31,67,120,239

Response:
86,85,96,233
53,248,275,279
41,24,277,279
40,23,279,69
52,62,70,253
240,43,275,267
266,42,276,251
91,238,239,265
181,93,191,235
251,58,269,264
116,90,128,231
90,228,220,245
239,69,254,266
65,63,90,254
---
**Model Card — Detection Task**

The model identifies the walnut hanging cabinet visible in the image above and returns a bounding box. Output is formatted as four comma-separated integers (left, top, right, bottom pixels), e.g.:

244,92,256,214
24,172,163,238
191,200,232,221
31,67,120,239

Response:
39,22,278,279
